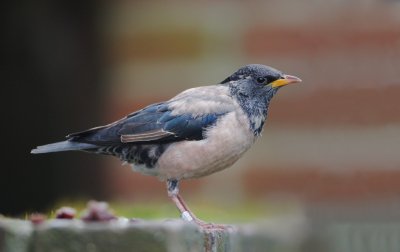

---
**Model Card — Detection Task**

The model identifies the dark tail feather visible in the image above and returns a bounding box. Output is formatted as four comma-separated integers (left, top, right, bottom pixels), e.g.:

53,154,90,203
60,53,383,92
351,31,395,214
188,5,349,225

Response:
31,140,98,154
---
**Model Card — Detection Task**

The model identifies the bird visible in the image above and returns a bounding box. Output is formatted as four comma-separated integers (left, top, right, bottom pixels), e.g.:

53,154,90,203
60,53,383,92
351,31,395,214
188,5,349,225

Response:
31,64,301,228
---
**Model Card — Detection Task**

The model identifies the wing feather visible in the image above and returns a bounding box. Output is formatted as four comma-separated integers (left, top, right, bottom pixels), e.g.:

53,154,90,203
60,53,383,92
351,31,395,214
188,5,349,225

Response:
67,85,234,145
120,129,175,143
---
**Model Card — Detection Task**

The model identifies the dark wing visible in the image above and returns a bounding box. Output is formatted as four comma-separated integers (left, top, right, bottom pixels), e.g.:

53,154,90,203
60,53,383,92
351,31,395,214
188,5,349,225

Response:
67,102,225,146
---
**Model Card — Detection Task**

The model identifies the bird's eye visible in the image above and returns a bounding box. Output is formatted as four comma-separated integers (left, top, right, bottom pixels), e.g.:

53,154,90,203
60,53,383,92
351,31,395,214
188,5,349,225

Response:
256,77,266,84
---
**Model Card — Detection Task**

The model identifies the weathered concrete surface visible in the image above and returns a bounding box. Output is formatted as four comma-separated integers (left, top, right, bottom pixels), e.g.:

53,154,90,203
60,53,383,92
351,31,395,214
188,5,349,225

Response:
0,215,307,252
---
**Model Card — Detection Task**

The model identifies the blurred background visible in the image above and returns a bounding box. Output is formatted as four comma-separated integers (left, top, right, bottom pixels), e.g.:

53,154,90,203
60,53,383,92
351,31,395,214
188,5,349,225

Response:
3,0,400,249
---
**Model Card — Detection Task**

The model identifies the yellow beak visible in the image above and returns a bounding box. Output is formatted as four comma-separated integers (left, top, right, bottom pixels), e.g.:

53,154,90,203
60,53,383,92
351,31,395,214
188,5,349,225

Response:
270,74,302,88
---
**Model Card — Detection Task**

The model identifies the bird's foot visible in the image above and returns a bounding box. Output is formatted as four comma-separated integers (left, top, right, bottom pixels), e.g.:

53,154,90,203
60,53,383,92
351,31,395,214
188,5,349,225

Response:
198,222,236,232
190,217,236,232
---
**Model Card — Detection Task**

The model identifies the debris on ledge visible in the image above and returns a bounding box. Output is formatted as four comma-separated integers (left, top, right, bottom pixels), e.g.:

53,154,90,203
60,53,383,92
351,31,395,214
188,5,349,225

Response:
0,201,307,252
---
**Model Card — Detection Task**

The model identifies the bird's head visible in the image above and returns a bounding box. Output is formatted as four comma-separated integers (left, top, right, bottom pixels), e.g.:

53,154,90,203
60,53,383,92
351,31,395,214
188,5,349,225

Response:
222,64,301,134
221,64,301,91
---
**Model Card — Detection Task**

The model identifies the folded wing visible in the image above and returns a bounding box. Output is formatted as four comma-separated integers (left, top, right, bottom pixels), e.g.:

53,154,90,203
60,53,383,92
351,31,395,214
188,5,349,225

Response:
67,86,234,146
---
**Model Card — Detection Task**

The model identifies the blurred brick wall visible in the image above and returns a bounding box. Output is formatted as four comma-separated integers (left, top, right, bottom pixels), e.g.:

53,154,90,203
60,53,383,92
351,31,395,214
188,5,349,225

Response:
97,1,400,203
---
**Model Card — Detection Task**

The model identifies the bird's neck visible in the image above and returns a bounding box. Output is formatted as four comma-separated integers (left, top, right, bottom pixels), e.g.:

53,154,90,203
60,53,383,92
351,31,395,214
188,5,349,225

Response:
230,87,277,136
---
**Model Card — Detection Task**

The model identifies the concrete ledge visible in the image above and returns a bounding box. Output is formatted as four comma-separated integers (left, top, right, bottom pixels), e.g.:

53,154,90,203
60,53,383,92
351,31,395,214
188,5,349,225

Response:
0,215,307,252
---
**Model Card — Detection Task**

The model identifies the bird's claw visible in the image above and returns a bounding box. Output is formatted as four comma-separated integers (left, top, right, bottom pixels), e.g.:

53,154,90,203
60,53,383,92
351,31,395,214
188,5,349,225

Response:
187,217,236,232
196,221,236,232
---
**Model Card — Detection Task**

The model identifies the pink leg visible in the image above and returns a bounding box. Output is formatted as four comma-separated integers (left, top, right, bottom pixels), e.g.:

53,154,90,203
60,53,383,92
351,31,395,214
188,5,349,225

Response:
166,180,235,231
169,193,198,222
167,180,198,222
